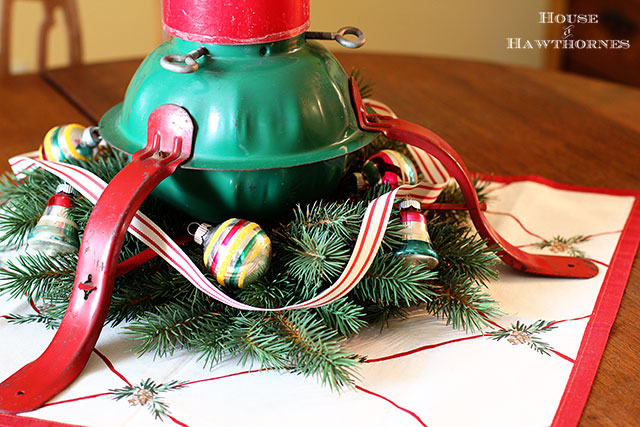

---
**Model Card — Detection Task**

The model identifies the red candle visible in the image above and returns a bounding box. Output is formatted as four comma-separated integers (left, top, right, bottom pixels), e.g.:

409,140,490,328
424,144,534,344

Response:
163,0,310,44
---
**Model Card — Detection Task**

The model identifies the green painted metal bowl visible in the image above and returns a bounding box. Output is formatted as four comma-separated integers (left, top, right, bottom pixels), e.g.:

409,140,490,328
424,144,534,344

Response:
100,35,376,222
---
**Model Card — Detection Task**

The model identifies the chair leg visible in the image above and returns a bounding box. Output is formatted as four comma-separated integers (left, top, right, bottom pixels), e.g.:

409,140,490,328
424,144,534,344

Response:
37,0,57,72
0,0,15,76
61,0,81,66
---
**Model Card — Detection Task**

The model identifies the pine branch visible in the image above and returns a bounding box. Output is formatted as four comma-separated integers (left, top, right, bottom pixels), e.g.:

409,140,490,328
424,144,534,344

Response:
352,253,437,307
425,280,502,332
124,301,229,358
430,218,500,286
361,304,410,330
237,273,297,309
0,168,59,246
6,305,65,329
283,194,405,252
0,252,75,301
279,227,351,288
314,297,367,337
222,313,293,369
288,201,366,243
269,311,362,390
195,311,363,391
350,68,374,99
0,169,59,206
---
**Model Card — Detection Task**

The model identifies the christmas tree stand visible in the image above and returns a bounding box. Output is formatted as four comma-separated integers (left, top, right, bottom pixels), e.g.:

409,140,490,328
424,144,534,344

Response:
0,0,598,413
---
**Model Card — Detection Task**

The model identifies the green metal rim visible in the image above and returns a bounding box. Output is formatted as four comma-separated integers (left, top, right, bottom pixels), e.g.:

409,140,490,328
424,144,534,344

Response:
100,103,378,171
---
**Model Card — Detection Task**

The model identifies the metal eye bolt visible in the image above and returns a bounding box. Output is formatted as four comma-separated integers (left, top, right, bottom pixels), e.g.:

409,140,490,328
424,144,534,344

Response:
160,46,209,73
306,26,366,49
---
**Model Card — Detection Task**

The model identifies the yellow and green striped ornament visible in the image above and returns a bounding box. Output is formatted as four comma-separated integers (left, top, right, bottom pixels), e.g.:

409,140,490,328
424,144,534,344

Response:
191,219,271,287
39,124,101,162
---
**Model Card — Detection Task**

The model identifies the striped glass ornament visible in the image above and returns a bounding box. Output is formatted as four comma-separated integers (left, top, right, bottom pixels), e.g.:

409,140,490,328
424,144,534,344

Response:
362,149,418,188
394,199,439,270
344,149,418,193
191,219,271,287
39,124,100,162
27,183,80,255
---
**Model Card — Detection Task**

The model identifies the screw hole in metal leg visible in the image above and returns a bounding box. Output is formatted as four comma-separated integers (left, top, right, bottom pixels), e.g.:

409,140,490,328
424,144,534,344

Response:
568,264,575,267
80,274,96,300
17,391,25,396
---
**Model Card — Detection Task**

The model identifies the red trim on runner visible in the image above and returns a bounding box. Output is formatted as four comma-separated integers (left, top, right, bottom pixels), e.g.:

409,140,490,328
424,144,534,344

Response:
355,385,428,427
42,392,112,407
551,350,575,363
167,415,190,427
366,335,483,363
544,315,592,329
180,369,273,387
92,349,132,387
588,259,610,268
484,210,547,241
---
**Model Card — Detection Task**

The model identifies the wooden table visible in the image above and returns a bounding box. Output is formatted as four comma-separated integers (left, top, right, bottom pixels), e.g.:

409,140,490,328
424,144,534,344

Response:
2,53,638,425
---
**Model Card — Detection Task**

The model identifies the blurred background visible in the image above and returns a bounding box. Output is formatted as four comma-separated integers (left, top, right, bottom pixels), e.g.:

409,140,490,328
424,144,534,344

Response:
0,0,638,86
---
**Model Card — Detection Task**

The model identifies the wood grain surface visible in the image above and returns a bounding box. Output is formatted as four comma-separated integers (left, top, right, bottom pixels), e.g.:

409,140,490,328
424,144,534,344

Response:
0,74,89,167
17,52,640,425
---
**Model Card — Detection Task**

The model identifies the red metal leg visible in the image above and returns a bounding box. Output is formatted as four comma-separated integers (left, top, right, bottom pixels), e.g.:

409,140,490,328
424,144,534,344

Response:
0,104,194,413
350,78,598,279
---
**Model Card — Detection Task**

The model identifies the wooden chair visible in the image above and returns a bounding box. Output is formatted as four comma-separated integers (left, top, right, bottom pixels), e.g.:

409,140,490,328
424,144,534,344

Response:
0,0,82,76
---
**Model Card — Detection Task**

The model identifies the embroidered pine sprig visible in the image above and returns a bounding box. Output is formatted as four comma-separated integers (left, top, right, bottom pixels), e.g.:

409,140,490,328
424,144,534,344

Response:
110,378,187,421
487,320,557,355
534,235,589,258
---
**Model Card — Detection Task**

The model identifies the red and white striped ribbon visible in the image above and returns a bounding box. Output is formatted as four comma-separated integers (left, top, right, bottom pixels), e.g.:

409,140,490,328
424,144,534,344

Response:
9,101,449,311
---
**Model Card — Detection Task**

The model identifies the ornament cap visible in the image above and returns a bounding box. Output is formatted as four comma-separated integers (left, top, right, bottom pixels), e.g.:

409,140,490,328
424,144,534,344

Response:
192,222,212,246
399,199,421,211
81,126,101,148
55,183,75,196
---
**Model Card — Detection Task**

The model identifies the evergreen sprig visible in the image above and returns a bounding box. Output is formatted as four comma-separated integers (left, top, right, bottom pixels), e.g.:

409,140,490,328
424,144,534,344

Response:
430,216,500,285
353,254,437,306
0,252,75,301
6,310,63,329
426,280,502,331
350,68,374,99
